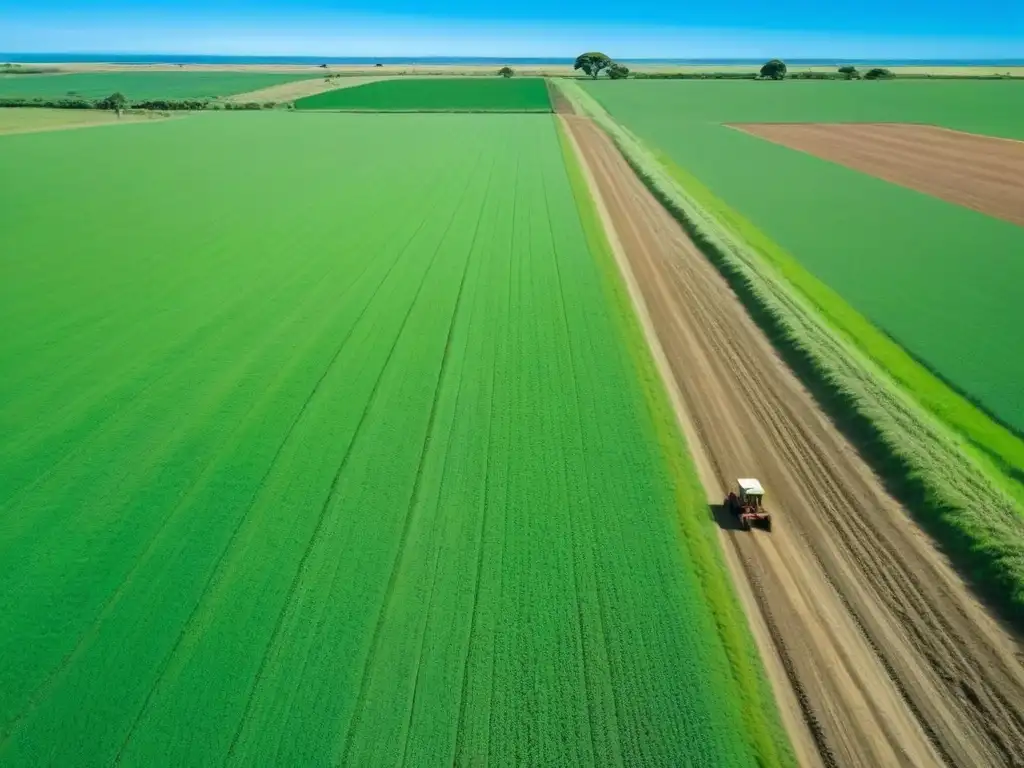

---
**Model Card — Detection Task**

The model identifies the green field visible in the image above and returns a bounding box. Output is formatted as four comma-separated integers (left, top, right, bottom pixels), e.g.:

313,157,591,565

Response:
0,112,787,766
295,77,552,111
0,71,317,100
583,79,1024,435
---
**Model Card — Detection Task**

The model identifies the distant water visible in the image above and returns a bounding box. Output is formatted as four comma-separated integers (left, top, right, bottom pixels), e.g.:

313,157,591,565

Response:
3,53,1024,67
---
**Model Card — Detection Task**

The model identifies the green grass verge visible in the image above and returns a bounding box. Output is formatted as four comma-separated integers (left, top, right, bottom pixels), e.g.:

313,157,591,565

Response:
0,72,318,100
555,116,796,768
556,78,1024,629
294,77,552,111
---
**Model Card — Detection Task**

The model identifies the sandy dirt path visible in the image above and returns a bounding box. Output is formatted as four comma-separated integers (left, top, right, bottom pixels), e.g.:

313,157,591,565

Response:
731,123,1024,227
227,76,383,103
563,114,1024,768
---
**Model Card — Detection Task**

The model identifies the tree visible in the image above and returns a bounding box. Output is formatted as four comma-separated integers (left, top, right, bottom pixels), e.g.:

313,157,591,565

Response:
837,65,859,79
607,63,630,80
99,91,128,116
759,59,787,80
498,66,515,78
864,67,894,80
574,52,613,79
375,63,384,68
319,63,328,68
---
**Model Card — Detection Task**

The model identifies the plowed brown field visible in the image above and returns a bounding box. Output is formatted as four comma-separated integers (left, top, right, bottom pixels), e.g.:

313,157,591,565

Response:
731,122,1024,226
562,114,1024,768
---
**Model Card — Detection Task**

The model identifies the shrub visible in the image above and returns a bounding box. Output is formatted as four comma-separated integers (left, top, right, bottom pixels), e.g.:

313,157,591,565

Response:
864,67,895,80
607,63,631,80
789,71,842,80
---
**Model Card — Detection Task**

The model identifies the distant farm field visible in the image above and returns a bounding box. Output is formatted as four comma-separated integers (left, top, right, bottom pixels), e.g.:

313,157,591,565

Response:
0,71,318,100
0,112,779,765
0,107,167,135
584,79,1024,434
294,77,552,111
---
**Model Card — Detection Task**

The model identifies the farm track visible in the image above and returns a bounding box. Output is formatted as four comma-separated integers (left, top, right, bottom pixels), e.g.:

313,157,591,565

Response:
227,76,383,103
564,113,1024,767
731,122,1024,227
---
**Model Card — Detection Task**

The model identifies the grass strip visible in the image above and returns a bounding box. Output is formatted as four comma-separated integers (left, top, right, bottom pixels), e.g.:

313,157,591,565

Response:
555,114,797,768
555,78,1024,628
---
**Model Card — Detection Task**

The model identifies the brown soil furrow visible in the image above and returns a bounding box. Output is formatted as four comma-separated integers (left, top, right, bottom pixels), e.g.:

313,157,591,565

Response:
563,114,1024,767
731,122,1024,226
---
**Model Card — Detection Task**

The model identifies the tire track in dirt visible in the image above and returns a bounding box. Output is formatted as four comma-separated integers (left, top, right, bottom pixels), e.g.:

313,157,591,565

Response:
563,114,1024,768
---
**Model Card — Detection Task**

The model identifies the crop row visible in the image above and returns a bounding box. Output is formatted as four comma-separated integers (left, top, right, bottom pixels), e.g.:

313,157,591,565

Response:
0,111,776,765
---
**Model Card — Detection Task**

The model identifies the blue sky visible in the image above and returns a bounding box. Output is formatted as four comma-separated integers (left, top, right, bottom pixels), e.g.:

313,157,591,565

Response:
3,1,1022,58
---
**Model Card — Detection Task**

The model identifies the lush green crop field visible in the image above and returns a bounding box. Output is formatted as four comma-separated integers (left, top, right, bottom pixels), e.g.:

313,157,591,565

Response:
583,79,1024,434
0,112,786,766
0,71,317,100
294,77,552,111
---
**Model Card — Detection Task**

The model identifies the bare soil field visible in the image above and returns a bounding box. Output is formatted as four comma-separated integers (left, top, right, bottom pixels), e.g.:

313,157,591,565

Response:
732,122,1024,226
0,108,166,136
564,113,1024,768
227,76,382,103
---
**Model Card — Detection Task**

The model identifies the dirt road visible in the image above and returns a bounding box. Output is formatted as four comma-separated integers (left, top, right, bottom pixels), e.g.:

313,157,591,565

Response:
731,122,1024,227
227,76,383,104
563,114,1024,767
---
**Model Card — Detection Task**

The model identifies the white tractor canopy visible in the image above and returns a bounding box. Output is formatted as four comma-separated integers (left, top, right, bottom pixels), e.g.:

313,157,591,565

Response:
737,478,764,497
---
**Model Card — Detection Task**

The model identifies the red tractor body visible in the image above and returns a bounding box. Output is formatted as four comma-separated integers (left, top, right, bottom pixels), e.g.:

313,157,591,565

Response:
725,478,772,532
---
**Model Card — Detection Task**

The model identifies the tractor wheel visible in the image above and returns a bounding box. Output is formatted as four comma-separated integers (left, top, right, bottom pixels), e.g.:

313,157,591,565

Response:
763,515,772,533
740,517,750,531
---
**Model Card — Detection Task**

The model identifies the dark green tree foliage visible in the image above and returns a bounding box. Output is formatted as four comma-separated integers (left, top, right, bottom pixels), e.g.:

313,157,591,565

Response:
760,59,788,80
574,52,613,79
838,65,860,79
607,63,630,80
865,67,895,79
0,97,95,109
97,92,128,113
498,66,515,78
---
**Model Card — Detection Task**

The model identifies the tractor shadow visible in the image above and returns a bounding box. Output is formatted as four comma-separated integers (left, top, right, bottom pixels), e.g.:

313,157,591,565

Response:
709,503,744,532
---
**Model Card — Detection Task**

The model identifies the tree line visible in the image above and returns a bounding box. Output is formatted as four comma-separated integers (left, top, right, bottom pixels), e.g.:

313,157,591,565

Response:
563,53,900,81
0,93,282,112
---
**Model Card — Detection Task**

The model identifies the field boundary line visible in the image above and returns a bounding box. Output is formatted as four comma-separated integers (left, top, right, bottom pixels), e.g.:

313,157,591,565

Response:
335,147,495,765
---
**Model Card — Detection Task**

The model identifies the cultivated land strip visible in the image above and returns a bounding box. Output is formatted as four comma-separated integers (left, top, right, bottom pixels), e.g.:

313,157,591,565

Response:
563,112,1024,768
733,122,1024,227
0,112,767,765
0,108,167,136
227,75,382,103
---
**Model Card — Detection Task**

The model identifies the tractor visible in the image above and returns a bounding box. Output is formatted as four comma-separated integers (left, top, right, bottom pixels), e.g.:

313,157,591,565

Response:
725,478,772,532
